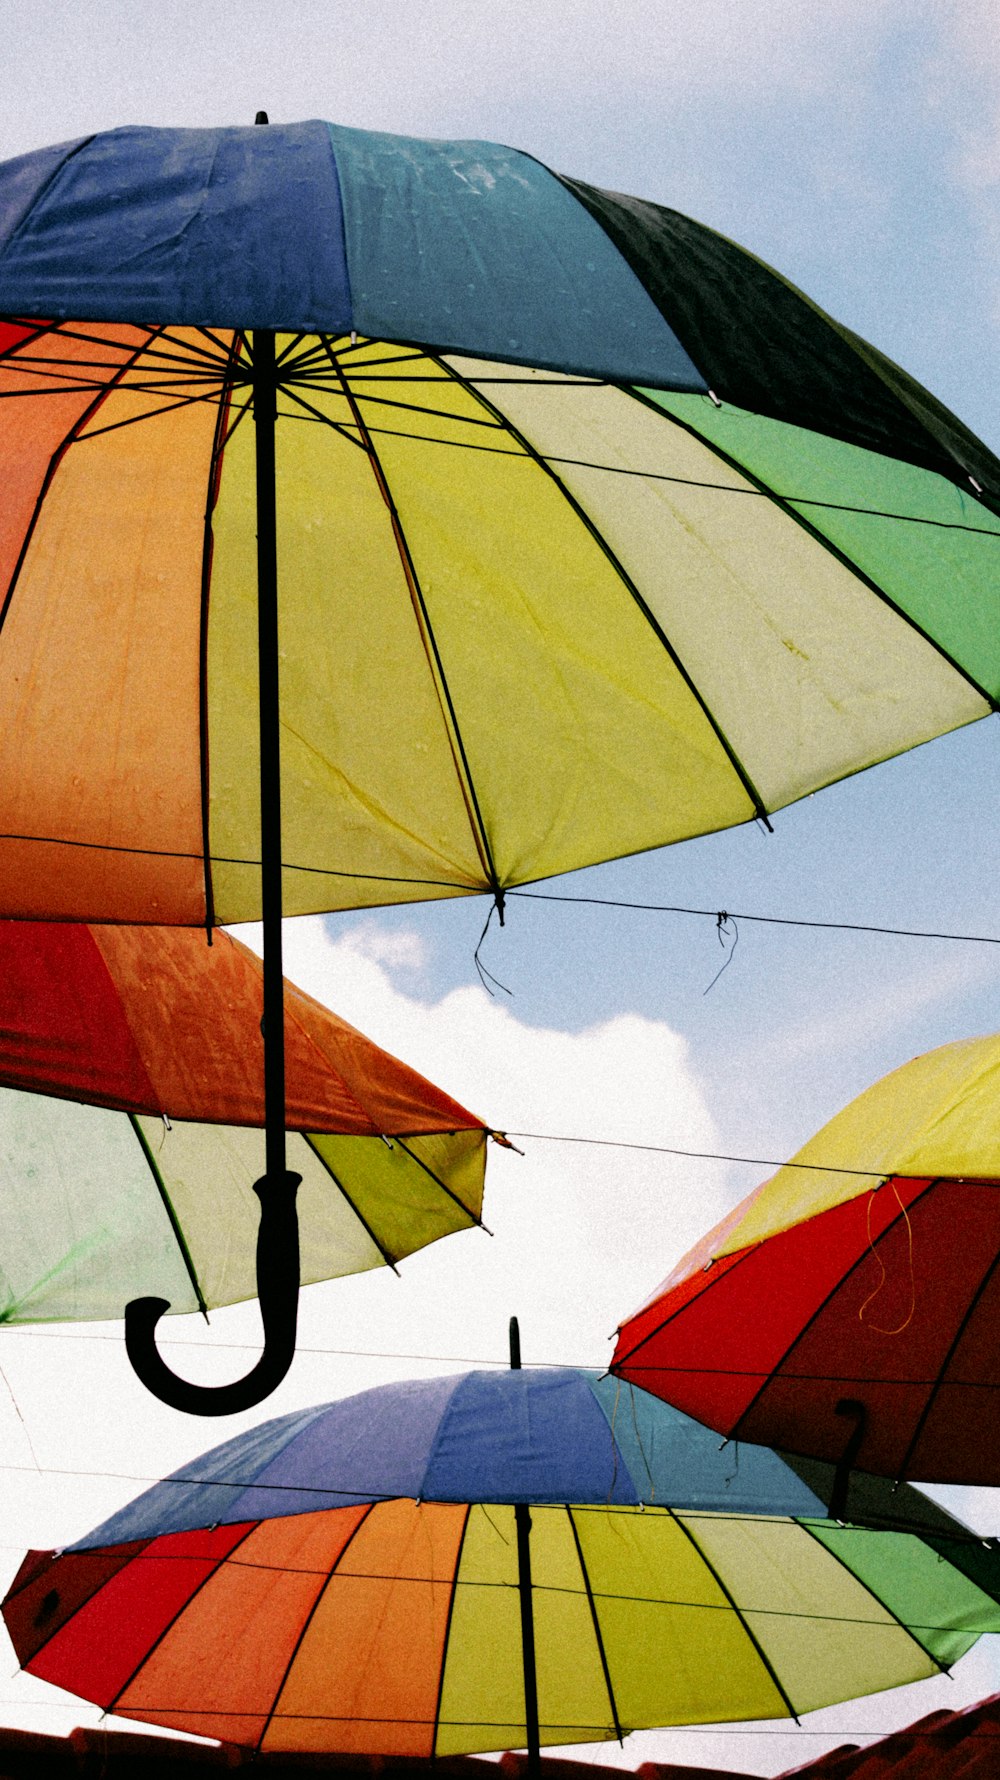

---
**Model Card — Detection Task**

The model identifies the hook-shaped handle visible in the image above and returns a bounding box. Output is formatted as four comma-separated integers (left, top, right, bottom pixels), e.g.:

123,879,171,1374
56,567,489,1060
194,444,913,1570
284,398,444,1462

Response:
828,1397,868,1521
124,1169,302,1416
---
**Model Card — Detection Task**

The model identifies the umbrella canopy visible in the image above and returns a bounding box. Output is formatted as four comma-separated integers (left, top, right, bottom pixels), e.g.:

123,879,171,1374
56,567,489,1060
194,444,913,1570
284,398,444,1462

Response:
611,1032,1000,1486
3,117,998,1411
6,1366,1000,1757
0,120,997,925
0,919,490,1321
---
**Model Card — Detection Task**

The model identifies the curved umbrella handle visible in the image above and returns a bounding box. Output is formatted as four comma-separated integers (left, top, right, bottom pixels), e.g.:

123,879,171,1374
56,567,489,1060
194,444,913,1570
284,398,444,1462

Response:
124,1169,303,1416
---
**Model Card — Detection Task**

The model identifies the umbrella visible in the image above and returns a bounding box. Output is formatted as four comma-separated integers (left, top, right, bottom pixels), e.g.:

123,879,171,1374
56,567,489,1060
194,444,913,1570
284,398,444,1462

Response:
0,918,492,1376
6,1325,1000,1761
611,1031,1000,1494
2,119,998,1409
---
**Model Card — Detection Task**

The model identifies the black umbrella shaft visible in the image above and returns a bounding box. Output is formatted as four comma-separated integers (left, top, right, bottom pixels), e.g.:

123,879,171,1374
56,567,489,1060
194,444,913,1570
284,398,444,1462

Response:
253,327,286,1181
514,1501,541,1777
509,1319,541,1777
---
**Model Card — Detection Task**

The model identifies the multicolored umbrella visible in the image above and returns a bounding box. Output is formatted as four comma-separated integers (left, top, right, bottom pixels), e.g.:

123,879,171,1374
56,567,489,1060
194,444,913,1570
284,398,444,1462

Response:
1,122,997,926
2,119,997,1408
0,919,491,1341
611,1032,1000,1490
6,1355,1000,1759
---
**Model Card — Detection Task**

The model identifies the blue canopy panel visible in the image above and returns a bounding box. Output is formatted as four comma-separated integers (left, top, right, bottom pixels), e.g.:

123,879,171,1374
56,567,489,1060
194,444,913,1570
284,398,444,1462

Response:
586,1374,826,1515
418,1368,640,1504
0,120,708,388
326,125,707,388
71,1374,468,1547
0,123,353,332
72,1369,828,1552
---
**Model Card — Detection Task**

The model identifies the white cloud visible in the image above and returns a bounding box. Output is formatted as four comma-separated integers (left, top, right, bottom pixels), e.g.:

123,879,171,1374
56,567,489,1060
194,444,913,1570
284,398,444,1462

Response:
230,915,739,1376
336,919,429,974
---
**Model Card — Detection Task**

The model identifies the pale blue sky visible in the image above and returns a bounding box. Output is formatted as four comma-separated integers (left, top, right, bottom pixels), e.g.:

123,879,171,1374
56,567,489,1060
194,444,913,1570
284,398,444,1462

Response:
0,4,999,1772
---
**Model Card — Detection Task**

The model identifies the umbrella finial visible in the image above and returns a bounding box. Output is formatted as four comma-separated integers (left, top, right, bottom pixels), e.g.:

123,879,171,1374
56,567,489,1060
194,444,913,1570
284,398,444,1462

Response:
509,1316,522,1370
255,111,269,125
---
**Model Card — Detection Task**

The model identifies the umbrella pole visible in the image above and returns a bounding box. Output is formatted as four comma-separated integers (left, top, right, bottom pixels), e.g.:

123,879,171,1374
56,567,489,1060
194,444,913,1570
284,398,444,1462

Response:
255,327,290,1183
510,1317,542,1780
122,314,303,1417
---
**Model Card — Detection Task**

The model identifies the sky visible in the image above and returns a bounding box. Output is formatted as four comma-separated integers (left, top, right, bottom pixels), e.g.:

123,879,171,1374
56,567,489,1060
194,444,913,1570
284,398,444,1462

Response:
0,2,999,1773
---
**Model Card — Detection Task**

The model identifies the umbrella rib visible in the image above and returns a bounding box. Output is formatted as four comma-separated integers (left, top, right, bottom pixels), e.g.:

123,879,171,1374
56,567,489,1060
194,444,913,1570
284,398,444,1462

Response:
8,1543,159,1677
429,1501,472,1758
193,325,241,359
0,325,166,636
0,319,56,360
893,1194,1000,1480
394,1136,487,1229
434,356,773,829
67,389,233,441
276,380,368,450
342,386,507,431
104,1520,262,1719
564,1506,625,1743
251,1502,376,1755
195,375,1000,539
4,320,230,376
795,1521,952,1674
669,1511,801,1722
322,415,524,459
727,1177,938,1448
0,368,234,400
300,1136,401,1272
613,1244,760,1372
628,387,1000,712
128,1115,209,1318
323,339,505,904
220,394,253,450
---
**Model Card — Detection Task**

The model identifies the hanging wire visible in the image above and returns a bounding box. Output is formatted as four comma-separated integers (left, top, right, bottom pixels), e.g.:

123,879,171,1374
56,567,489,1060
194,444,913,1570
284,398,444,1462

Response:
507,888,1000,949
0,1357,40,1472
3,1324,998,1390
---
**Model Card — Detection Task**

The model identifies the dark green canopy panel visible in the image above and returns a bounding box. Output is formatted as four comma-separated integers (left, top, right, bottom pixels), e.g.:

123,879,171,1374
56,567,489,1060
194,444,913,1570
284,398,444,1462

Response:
559,175,1000,508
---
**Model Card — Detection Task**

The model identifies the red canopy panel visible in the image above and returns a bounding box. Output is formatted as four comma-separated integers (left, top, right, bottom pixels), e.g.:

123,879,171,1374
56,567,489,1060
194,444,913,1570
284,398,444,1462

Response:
613,1176,1000,1483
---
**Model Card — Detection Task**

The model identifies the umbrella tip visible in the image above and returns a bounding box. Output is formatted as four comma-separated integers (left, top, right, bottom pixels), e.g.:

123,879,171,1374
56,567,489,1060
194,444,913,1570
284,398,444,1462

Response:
509,1316,522,1370
255,111,269,126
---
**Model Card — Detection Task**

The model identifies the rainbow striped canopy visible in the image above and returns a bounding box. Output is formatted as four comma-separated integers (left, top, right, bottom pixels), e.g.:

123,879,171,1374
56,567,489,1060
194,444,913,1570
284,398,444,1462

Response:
6,1370,1000,1755
612,1032,1000,1484
0,120,997,923
0,920,490,1321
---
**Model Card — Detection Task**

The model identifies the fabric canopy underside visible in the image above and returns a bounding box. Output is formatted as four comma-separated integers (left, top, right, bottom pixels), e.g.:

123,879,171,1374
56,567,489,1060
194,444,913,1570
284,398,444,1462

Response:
0,920,488,1321
9,1504,1000,1754
9,1368,1000,1754
0,121,997,924
703,1030,1000,1254
611,1031,1000,1482
0,1091,486,1322
0,334,996,924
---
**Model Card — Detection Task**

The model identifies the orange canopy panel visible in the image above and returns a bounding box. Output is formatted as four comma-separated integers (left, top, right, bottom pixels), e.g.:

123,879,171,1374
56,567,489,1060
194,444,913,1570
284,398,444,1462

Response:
0,918,482,1135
